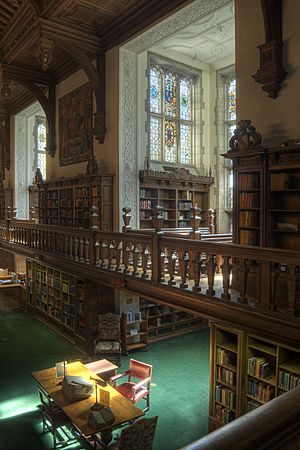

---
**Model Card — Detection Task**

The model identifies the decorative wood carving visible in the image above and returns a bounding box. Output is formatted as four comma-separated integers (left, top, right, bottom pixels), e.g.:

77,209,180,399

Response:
229,120,262,152
139,167,214,187
252,0,287,98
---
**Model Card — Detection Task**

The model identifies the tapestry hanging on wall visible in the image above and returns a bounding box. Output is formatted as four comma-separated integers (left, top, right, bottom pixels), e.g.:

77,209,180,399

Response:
59,82,93,166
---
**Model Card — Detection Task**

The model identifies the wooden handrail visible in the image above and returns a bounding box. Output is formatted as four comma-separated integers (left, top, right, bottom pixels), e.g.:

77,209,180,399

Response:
181,386,300,450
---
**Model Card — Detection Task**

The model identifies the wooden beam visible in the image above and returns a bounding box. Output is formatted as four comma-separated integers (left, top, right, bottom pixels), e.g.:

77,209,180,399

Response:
1,63,55,86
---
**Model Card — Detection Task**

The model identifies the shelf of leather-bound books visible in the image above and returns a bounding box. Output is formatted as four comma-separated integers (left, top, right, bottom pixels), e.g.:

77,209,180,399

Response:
121,311,148,354
237,171,261,245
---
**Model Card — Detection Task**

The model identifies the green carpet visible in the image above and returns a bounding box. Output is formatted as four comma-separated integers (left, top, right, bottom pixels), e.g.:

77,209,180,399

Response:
0,310,210,450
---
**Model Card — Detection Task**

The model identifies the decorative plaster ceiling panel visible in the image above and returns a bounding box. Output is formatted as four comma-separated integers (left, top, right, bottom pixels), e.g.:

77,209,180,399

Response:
158,2,234,68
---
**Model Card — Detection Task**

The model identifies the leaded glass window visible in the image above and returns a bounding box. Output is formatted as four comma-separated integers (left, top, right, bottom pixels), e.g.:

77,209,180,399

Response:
225,77,236,215
33,116,47,180
149,64,194,165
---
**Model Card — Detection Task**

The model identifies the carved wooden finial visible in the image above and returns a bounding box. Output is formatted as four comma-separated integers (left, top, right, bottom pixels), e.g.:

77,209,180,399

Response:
229,120,262,152
34,168,43,183
152,205,165,232
122,207,132,233
208,208,215,234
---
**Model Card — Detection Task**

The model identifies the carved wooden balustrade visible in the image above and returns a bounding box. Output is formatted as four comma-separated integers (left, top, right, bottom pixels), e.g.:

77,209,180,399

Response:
2,217,300,319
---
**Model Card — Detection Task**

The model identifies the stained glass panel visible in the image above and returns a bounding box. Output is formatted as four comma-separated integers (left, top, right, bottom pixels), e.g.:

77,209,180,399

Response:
149,66,162,114
164,121,177,162
164,71,176,117
180,124,192,164
150,116,162,160
180,78,191,120
228,79,236,121
228,124,236,139
37,122,46,152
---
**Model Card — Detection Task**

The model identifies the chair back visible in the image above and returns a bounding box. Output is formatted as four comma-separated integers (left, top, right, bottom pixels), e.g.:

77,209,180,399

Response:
129,358,152,381
118,416,158,450
97,313,120,341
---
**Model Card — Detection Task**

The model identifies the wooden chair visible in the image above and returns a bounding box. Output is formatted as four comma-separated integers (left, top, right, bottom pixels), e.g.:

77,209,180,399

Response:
95,416,158,450
94,313,121,366
39,389,79,448
110,358,152,412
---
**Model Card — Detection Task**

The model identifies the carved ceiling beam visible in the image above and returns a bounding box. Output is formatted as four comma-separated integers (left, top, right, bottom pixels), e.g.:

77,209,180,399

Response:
57,40,106,144
0,63,54,85
25,0,41,15
6,68,56,157
39,18,101,52
41,0,76,18
252,0,287,98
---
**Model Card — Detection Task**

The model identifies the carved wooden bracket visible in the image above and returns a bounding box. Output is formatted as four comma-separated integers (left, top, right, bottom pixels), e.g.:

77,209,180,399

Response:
0,63,56,156
252,0,287,98
56,40,106,145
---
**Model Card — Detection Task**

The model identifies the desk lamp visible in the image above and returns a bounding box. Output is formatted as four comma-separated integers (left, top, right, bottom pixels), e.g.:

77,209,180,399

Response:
88,377,115,428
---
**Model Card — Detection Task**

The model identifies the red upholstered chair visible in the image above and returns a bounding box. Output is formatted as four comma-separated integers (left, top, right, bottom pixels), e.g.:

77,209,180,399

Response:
110,359,152,412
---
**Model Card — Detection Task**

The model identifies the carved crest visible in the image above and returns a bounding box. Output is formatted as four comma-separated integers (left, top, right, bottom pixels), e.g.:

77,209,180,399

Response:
229,120,262,152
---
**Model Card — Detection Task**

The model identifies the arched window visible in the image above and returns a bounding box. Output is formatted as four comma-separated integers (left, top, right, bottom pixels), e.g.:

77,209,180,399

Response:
33,116,47,180
149,64,195,165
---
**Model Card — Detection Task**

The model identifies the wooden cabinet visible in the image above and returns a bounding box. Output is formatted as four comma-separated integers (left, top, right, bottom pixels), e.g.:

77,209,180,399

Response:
139,168,213,229
140,299,207,342
121,312,148,355
209,323,300,431
25,260,113,353
37,173,113,230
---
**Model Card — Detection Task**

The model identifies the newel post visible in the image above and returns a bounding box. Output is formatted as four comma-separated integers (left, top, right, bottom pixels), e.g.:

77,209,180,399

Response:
122,207,132,233
151,205,165,284
189,206,201,240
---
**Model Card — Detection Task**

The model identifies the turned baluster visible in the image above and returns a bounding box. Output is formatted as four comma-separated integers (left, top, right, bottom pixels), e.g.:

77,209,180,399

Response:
108,241,115,269
95,239,100,267
189,207,201,240
286,264,298,315
100,241,108,267
221,256,232,300
208,208,215,234
141,246,150,279
238,259,249,304
191,251,202,293
132,244,141,276
64,234,69,257
79,237,85,263
69,236,74,259
74,236,79,261
115,241,122,272
167,249,176,286
178,249,189,289
84,238,90,265
124,242,132,274
90,205,100,231
206,254,216,296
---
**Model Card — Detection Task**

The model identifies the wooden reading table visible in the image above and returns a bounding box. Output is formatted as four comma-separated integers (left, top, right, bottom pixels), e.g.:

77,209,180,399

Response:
32,361,144,441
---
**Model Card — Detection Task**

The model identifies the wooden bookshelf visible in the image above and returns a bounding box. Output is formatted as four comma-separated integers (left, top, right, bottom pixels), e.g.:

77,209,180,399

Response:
25,260,113,353
209,323,300,430
209,324,243,431
121,312,148,355
139,168,213,229
37,173,113,230
0,187,13,219
140,299,207,342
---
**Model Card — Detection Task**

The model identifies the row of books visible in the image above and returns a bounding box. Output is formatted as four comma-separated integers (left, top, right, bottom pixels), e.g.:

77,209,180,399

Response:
239,230,258,245
248,357,271,379
178,200,193,210
75,187,89,197
48,275,61,289
140,200,154,209
47,200,59,208
217,366,236,387
239,192,260,208
216,347,237,367
75,199,90,207
248,379,275,402
215,404,235,424
247,399,261,412
125,310,142,323
270,173,292,191
279,369,300,391
215,385,236,409
140,189,157,198
239,174,259,190
239,211,259,227
140,211,152,220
